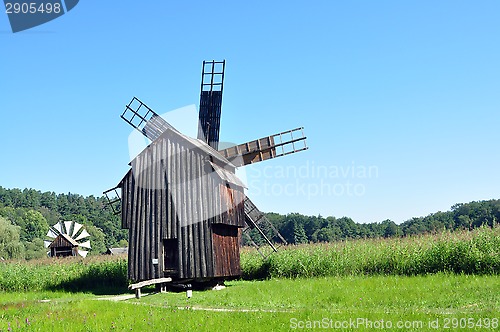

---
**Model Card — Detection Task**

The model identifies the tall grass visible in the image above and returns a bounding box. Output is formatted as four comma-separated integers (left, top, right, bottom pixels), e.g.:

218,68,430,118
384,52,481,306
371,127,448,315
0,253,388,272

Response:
1,227,498,293
0,255,127,292
241,226,500,279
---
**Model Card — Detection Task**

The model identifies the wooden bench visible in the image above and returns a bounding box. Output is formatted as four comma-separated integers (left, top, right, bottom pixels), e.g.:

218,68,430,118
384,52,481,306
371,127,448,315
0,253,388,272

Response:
128,277,172,299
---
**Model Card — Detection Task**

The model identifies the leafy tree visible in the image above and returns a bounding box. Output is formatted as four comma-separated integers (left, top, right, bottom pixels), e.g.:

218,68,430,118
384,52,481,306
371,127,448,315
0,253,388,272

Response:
83,223,107,255
0,186,12,206
337,217,358,239
40,191,57,210
8,188,24,208
457,215,472,230
312,228,335,242
0,216,24,259
0,206,24,227
24,238,46,260
293,221,308,244
37,206,61,227
22,189,41,208
118,239,128,247
23,210,49,242
381,219,399,238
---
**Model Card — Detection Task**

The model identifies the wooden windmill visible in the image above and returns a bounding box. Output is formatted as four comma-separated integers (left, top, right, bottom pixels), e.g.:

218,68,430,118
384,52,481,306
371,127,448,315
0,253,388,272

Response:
44,221,91,258
105,60,307,283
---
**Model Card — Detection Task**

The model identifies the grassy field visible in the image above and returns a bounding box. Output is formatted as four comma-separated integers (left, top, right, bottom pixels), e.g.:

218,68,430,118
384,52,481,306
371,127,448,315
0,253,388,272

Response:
0,226,498,293
241,226,500,279
0,227,499,331
0,274,499,331
0,255,127,293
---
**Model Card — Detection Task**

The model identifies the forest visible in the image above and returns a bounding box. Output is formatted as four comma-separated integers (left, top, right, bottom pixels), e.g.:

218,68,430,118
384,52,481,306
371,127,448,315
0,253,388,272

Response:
0,186,498,260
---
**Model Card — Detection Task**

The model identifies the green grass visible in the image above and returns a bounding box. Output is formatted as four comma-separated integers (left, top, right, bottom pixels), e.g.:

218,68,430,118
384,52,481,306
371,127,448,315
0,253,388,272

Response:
0,255,127,293
241,226,500,279
137,273,500,313
0,227,499,330
0,274,498,331
0,227,498,294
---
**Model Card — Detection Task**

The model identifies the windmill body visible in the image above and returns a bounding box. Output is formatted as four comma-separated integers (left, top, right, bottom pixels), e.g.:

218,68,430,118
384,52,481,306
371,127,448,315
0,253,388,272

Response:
107,60,307,283
119,126,246,280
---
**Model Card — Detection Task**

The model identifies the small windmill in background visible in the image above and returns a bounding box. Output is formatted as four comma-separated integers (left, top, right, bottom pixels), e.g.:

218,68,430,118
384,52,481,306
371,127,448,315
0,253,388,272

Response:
44,221,91,257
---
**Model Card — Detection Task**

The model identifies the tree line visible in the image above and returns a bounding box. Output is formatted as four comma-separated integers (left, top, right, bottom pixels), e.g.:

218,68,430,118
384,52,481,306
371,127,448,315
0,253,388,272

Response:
0,186,498,259
0,187,126,260
245,201,500,245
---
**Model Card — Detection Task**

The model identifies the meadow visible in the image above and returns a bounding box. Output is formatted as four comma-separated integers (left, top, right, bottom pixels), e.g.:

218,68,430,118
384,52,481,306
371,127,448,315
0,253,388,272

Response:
0,255,127,293
241,226,500,279
0,226,498,331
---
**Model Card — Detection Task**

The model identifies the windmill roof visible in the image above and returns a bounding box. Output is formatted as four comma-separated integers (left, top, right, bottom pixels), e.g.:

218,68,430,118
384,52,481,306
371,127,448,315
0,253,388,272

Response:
210,162,246,188
118,117,243,189
49,233,79,248
127,121,235,168
181,133,234,166
106,247,128,255
165,126,235,166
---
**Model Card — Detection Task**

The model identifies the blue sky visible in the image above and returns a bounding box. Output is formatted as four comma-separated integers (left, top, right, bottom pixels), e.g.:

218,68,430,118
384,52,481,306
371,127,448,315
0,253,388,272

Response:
1,1,499,223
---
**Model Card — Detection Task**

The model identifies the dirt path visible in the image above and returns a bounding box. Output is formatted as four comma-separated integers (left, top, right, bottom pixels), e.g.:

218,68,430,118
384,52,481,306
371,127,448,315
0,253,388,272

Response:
94,293,294,312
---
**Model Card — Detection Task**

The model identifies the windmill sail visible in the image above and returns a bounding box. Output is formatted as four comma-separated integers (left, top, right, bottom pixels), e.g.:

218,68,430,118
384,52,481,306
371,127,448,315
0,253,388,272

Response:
64,221,73,236
121,97,173,142
71,222,83,238
78,250,89,258
197,60,225,150
53,221,63,234
78,240,91,249
75,229,90,241
243,196,287,258
218,127,308,167
103,186,122,215
46,228,59,239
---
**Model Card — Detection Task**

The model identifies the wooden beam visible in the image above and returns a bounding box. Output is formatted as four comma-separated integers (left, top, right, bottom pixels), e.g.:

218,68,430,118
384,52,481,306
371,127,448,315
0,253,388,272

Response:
128,277,173,290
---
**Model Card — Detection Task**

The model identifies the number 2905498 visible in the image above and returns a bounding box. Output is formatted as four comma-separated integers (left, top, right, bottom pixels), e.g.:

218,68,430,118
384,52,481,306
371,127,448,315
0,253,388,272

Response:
5,2,62,14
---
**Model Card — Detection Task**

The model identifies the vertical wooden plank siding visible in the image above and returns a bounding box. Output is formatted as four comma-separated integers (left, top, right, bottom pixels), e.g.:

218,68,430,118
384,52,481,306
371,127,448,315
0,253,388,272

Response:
212,224,241,277
120,129,246,281
137,151,146,280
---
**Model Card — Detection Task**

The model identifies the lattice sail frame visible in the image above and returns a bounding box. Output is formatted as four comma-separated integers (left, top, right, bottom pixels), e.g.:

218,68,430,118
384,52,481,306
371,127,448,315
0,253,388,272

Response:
121,97,173,142
103,186,121,215
243,196,288,258
219,127,308,167
197,60,226,150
